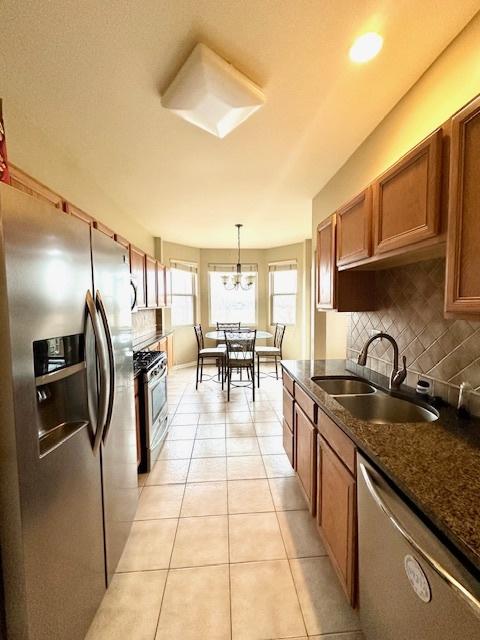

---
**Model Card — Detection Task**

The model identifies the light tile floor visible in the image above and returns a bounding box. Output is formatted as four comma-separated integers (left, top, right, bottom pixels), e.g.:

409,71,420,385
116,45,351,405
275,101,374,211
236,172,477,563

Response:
86,366,364,640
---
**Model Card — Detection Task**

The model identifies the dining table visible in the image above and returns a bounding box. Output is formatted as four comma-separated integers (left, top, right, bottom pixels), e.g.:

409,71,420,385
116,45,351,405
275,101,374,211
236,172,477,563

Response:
205,329,273,340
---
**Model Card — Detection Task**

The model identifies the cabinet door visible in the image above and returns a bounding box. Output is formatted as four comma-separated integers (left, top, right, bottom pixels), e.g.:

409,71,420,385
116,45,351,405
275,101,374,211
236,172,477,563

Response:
282,387,294,430
9,165,64,209
317,436,356,604
373,129,442,255
65,202,94,227
282,420,294,468
336,188,372,267
130,246,146,308
93,220,115,238
114,234,130,251
146,255,157,308
316,215,336,309
157,262,166,307
445,96,480,315
134,377,141,467
294,404,316,514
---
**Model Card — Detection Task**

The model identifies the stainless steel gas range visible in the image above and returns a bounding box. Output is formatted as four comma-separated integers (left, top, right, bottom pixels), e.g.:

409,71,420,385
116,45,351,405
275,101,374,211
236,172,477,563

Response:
134,350,168,472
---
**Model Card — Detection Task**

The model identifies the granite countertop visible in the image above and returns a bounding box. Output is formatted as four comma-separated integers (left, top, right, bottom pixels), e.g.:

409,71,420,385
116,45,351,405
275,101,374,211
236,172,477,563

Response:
281,359,480,577
133,329,174,352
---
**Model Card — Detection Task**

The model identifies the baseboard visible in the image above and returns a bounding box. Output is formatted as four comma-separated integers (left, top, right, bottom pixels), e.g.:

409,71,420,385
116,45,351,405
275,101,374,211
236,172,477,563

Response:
171,360,197,370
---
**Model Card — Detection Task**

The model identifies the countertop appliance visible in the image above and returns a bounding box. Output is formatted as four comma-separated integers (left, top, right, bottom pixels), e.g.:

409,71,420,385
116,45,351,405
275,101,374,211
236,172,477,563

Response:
357,454,480,639
134,350,168,471
0,184,138,640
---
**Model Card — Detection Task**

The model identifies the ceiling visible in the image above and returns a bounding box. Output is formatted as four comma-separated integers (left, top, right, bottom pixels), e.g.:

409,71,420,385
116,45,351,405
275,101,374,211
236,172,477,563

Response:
0,1,478,248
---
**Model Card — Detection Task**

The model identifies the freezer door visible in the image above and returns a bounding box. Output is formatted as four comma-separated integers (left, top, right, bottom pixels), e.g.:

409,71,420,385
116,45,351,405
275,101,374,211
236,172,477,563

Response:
91,228,138,582
357,455,480,640
0,185,105,640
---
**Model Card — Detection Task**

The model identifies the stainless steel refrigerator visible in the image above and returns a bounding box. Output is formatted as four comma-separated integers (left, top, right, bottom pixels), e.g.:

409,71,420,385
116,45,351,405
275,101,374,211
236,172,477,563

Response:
0,183,138,639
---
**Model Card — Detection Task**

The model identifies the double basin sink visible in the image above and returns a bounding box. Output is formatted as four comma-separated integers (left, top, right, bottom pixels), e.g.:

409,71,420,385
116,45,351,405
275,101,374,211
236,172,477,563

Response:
312,376,439,424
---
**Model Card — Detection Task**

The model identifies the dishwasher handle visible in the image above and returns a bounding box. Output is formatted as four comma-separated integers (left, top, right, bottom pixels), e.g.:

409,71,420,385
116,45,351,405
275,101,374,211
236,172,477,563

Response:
359,462,480,619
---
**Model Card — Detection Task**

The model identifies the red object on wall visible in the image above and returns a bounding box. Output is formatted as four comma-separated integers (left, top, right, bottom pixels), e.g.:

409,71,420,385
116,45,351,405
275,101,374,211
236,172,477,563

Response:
0,99,11,184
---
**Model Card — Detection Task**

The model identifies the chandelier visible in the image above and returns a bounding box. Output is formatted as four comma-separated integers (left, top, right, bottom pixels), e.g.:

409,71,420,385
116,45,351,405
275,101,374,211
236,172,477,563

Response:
222,224,255,291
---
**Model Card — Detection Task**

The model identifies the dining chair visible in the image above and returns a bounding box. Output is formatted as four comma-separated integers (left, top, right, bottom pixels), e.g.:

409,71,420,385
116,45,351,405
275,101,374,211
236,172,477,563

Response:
216,322,241,348
255,323,286,386
193,324,226,390
224,329,256,401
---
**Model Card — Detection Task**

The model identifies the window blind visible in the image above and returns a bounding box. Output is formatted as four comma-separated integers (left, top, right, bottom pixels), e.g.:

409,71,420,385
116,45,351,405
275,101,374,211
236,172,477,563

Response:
170,259,198,273
268,260,297,272
208,263,257,273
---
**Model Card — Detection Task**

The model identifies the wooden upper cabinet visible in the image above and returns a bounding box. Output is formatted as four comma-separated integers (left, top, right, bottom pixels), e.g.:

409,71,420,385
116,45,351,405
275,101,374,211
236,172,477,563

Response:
373,129,442,255
145,255,157,308
316,215,336,309
157,262,166,308
445,96,480,315
317,435,356,605
336,187,372,267
64,202,94,226
93,220,115,238
114,233,130,251
130,246,146,309
10,165,64,210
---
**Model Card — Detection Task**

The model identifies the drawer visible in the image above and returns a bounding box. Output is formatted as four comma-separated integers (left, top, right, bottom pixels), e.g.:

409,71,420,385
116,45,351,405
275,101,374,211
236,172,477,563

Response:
317,409,356,474
282,420,294,468
283,387,294,430
295,384,316,424
282,369,295,396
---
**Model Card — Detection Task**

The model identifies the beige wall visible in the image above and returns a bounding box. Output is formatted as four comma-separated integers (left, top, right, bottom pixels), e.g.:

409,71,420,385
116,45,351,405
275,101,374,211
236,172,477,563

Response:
162,240,311,366
5,106,154,254
161,241,201,366
311,13,480,359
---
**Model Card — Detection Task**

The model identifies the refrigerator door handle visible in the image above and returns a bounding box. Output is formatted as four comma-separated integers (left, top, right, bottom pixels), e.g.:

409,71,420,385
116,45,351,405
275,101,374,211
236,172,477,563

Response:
130,276,137,311
85,290,109,454
96,289,115,443
359,462,480,618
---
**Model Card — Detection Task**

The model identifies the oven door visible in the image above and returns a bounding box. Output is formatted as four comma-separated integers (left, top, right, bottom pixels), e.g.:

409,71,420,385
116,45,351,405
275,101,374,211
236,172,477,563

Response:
145,366,168,470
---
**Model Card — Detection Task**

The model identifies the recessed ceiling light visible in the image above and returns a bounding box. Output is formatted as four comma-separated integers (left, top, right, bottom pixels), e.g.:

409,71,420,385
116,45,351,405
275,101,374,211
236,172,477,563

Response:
349,32,383,63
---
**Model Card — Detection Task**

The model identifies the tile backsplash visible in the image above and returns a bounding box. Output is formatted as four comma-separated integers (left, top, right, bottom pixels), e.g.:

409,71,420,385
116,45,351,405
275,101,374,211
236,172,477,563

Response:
347,258,480,414
132,309,158,345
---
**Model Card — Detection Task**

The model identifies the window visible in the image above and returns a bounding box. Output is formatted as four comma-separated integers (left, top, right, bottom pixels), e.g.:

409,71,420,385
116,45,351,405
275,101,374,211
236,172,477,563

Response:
170,265,196,326
270,264,297,325
209,268,257,325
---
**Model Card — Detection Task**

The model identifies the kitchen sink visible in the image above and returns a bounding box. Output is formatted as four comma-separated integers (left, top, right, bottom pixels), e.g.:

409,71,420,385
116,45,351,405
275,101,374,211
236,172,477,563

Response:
312,377,376,395
335,393,439,424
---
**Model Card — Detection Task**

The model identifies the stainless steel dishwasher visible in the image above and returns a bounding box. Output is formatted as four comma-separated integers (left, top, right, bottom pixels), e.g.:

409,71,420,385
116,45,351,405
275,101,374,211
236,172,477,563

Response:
357,455,480,639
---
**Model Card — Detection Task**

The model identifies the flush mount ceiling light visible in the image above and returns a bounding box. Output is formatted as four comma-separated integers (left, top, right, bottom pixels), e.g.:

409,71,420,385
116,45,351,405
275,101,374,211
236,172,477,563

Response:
161,43,265,138
349,32,383,63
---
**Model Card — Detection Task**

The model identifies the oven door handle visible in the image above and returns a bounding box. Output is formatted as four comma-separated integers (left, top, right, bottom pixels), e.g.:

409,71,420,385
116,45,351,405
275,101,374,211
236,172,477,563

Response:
359,462,480,618
95,290,115,444
85,290,108,454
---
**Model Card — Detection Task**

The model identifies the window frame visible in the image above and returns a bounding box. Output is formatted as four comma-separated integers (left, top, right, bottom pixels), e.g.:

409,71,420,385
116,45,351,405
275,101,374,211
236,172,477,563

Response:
170,265,197,327
269,266,297,326
207,268,259,327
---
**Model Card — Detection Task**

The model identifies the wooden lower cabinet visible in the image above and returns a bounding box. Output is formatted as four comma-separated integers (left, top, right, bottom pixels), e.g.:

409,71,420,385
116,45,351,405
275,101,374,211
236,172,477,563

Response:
134,376,141,467
317,434,356,605
283,387,294,430
282,420,294,468
294,404,317,515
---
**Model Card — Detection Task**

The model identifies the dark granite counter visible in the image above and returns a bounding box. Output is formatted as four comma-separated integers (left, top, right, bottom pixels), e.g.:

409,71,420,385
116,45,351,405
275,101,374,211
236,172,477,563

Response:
281,359,480,576
133,329,174,352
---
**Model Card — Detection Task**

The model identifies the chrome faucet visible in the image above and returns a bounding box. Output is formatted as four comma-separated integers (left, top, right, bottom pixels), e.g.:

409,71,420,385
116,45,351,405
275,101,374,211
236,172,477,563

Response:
357,332,407,389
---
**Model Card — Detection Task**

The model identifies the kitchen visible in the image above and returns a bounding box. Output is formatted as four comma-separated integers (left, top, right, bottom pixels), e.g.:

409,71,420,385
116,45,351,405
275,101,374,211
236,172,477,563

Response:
1,2,480,640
